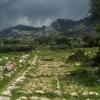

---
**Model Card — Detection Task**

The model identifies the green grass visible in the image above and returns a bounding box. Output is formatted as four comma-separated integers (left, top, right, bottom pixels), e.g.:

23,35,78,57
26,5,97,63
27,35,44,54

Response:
0,47,100,100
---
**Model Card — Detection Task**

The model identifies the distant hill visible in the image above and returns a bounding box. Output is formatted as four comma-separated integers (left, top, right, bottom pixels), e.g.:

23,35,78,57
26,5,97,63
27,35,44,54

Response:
51,19,76,32
0,18,99,39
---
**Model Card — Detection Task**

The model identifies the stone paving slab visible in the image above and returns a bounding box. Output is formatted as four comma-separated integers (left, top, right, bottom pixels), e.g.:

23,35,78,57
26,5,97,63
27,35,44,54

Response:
0,96,10,100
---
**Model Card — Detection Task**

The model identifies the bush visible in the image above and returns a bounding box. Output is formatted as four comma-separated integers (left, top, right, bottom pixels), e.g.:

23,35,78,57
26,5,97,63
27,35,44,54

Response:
95,24,100,32
0,45,36,53
92,48,100,67
89,48,100,75
67,49,89,62
49,45,69,51
83,34,97,47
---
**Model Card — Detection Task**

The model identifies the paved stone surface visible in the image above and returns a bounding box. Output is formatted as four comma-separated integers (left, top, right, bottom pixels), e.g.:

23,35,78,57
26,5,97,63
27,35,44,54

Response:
1,55,37,98
0,96,10,100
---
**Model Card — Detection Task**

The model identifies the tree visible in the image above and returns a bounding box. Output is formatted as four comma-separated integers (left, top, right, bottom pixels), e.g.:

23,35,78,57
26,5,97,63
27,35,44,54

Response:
95,24,100,32
90,0,100,19
83,34,97,47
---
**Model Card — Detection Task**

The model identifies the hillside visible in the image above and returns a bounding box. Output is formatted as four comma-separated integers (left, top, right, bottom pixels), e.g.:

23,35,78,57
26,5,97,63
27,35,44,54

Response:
0,19,94,39
0,48,100,100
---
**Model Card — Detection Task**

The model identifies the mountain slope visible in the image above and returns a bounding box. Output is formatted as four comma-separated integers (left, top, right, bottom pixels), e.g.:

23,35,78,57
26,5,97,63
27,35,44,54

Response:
51,19,76,32
0,18,97,39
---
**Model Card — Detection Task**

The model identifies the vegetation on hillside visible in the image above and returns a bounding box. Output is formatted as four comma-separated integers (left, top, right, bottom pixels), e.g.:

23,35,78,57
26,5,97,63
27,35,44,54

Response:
90,0,100,19
0,1,100,99
67,49,89,62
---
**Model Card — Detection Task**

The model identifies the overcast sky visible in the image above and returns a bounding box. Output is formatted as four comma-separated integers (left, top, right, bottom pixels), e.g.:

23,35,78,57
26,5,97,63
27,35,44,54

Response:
0,0,89,30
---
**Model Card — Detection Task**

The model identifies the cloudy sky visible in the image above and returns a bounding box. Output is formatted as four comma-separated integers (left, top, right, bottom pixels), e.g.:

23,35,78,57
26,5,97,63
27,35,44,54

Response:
0,0,89,30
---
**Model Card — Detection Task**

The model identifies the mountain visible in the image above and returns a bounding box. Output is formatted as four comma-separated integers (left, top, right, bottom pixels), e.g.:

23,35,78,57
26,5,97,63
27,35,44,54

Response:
0,24,61,39
0,18,96,39
0,25,46,39
51,19,76,32
50,19,88,37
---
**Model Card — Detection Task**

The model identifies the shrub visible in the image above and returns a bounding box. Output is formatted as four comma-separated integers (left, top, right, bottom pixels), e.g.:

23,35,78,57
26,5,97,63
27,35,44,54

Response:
92,48,100,67
0,45,36,53
49,44,69,51
67,49,89,62
83,34,97,47
95,24,100,32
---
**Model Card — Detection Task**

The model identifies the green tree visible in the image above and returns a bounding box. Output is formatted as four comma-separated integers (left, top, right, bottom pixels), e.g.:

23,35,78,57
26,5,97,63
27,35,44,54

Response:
95,24,100,32
90,0,100,19
83,34,97,47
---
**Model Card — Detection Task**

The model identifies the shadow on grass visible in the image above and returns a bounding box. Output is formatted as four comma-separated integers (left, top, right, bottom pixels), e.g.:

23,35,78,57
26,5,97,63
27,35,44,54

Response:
11,89,59,100
59,68,98,87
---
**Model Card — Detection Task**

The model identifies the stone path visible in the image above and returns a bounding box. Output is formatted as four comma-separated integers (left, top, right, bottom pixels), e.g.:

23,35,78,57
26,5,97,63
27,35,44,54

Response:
1,53,99,100
55,77,62,96
0,96,10,100
13,58,66,100
0,55,38,99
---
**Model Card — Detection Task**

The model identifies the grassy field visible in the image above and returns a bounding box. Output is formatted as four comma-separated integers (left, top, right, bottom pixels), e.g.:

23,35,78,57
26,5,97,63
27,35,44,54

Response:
0,48,100,100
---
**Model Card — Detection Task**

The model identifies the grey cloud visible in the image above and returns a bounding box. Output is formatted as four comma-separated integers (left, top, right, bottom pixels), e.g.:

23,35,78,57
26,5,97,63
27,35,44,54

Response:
0,0,89,30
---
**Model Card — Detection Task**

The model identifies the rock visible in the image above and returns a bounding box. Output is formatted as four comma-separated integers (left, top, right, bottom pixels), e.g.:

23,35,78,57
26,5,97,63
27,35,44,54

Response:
16,99,21,100
5,73,11,77
30,96,39,100
15,76,25,82
2,90,11,96
54,90,62,96
70,92,79,97
40,97,50,100
74,62,81,66
7,86,15,90
21,54,29,59
20,96,28,100
89,92,99,96
0,96,10,100
86,98,90,100
82,91,99,97
19,59,25,63
3,63,15,72
35,90,44,94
